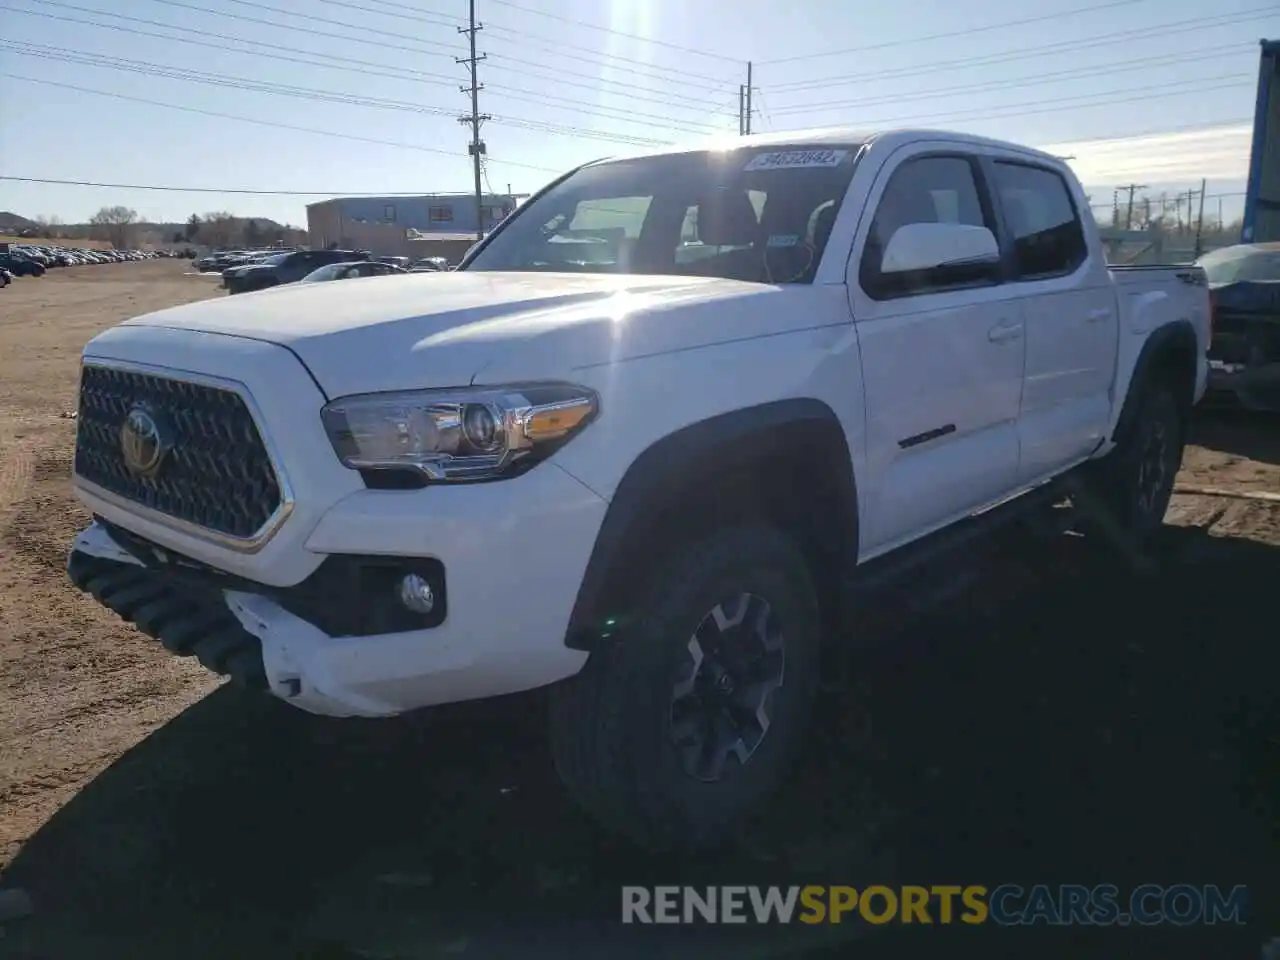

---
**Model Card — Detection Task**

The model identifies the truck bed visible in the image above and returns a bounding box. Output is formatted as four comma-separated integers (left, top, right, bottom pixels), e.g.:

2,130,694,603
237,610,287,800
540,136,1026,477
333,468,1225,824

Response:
1109,264,1207,288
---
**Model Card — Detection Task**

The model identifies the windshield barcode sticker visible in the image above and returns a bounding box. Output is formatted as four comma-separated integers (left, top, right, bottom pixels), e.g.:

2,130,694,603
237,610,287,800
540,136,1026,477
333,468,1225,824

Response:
743,149,850,171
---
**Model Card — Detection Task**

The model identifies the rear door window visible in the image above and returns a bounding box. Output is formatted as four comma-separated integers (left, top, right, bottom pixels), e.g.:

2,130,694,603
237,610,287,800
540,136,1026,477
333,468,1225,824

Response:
990,162,1087,280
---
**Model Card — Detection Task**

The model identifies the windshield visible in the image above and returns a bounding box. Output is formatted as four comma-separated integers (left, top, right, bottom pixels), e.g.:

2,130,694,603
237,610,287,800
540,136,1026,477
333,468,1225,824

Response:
465,144,862,284
1196,246,1280,284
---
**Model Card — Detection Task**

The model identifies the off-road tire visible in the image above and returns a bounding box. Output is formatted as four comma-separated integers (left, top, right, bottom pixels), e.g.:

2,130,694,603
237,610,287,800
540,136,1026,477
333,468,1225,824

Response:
548,525,822,851
1090,378,1186,545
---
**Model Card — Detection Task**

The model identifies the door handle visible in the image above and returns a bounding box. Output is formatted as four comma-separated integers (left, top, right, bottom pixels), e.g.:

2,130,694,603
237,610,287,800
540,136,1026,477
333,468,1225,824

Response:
1088,308,1113,323
988,322,1023,343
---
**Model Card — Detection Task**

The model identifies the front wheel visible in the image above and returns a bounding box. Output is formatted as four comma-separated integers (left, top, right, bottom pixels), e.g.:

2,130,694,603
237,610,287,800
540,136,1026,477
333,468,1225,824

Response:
548,525,822,851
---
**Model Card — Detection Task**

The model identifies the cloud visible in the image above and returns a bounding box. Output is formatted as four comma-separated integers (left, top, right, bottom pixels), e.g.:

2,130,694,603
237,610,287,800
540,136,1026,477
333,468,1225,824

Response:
1040,123,1253,186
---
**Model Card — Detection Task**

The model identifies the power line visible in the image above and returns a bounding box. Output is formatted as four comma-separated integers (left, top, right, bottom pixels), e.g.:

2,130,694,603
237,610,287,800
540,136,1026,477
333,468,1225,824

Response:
0,42,709,145
1,69,1255,184
4,40,1253,151
1040,118,1254,149
769,7,1275,93
3,53,1252,158
1087,191,1245,207
141,0,463,57
0,72,566,174
757,0,1148,65
754,88,774,134
776,73,1253,130
483,0,741,62
0,177,490,196
767,44,1254,117
2,2,729,116
1,37,713,137
136,0,736,92
304,0,741,82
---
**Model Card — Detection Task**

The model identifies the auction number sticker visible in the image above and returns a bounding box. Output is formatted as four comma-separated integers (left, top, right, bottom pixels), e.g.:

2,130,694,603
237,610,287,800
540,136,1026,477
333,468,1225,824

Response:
743,149,850,171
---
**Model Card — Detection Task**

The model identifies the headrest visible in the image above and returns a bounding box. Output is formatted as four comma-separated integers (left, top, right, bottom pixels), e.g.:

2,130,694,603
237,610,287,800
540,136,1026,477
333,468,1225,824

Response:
813,205,838,250
696,189,760,247
880,188,939,234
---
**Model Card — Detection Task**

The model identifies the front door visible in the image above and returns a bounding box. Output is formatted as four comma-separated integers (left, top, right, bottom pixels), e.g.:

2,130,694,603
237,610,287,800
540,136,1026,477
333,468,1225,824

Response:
849,149,1026,554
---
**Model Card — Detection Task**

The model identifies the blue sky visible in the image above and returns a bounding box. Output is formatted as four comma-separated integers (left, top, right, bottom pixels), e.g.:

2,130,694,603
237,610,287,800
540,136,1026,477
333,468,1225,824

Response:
0,0,1273,226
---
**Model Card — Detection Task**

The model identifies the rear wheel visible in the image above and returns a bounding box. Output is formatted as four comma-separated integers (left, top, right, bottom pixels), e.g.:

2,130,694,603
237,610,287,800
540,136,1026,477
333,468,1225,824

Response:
1091,379,1186,544
548,525,822,851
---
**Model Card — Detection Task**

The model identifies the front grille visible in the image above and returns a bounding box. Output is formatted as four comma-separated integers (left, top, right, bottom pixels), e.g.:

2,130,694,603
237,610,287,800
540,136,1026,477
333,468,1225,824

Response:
74,365,283,539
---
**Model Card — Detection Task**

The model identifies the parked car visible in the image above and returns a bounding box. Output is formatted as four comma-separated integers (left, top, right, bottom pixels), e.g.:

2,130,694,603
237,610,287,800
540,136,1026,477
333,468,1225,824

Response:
225,249,370,294
221,252,291,289
65,128,1210,851
0,253,45,277
0,267,11,288
301,261,407,283
1195,242,1280,410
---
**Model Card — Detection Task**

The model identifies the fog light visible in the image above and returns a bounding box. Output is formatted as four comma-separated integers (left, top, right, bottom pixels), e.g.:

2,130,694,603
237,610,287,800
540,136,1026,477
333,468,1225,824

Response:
397,573,436,614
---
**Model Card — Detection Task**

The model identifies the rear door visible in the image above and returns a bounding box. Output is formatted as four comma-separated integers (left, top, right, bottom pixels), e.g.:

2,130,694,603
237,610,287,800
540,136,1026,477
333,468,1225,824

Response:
985,159,1118,483
849,147,1026,552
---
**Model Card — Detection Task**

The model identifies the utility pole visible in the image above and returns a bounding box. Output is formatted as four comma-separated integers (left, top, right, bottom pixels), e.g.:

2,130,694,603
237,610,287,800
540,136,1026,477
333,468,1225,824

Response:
1120,183,1147,231
457,0,490,242
745,61,753,135
1194,178,1208,258
738,84,745,136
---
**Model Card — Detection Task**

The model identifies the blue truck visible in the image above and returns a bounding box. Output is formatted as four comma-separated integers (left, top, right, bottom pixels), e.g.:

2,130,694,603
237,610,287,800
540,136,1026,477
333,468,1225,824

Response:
1242,39,1279,243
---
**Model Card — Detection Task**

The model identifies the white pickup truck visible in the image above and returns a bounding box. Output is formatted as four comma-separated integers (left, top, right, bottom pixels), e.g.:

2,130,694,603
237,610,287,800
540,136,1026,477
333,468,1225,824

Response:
67,128,1209,849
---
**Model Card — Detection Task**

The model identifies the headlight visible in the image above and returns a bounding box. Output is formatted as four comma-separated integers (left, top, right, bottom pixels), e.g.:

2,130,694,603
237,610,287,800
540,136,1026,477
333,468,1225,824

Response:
320,383,598,483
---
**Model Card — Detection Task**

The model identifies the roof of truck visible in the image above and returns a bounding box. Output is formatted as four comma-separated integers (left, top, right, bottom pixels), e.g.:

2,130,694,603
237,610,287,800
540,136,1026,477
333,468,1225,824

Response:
595,126,1065,168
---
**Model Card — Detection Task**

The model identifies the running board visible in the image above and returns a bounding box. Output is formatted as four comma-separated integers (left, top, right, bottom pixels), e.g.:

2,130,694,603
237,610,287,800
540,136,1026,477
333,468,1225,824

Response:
844,479,1069,601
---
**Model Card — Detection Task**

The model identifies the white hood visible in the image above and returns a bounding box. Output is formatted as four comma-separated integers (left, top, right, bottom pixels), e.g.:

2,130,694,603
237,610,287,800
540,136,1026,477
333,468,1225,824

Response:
119,271,809,397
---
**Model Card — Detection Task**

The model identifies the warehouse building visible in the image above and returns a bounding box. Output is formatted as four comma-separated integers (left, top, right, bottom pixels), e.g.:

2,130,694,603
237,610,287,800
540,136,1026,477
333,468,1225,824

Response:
306,193,526,260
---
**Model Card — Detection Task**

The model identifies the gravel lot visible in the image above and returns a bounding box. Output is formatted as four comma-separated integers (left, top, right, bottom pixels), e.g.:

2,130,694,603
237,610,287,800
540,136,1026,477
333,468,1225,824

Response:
0,259,1277,959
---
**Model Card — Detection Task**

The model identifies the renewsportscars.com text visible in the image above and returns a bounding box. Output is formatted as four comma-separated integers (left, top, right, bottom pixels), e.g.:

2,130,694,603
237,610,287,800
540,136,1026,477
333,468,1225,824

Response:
621,884,1249,926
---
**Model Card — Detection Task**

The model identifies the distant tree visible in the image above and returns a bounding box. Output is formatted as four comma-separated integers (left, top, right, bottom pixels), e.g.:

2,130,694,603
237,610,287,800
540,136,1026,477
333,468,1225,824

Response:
184,213,202,241
171,231,186,243
30,214,66,239
88,205,139,249
243,218,264,248
200,211,238,248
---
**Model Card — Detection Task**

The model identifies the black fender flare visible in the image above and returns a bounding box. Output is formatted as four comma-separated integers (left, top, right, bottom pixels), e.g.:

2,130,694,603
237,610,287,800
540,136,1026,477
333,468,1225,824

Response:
564,398,859,651
1111,318,1198,444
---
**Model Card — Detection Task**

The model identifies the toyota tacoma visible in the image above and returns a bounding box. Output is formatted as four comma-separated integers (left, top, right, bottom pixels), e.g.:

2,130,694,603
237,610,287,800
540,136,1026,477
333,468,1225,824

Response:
67,128,1210,849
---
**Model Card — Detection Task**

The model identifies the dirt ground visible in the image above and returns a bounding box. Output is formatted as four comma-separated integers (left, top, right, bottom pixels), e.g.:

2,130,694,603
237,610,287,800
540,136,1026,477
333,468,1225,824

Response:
0,260,1277,959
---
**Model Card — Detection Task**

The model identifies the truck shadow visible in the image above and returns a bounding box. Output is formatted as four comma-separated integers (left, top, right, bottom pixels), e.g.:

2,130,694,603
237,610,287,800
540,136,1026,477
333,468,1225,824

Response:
5,524,1278,959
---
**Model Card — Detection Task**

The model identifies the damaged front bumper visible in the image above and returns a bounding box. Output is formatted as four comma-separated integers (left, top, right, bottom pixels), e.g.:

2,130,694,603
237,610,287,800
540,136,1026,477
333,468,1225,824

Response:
1206,359,1280,411
1206,282,1280,412
67,523,270,691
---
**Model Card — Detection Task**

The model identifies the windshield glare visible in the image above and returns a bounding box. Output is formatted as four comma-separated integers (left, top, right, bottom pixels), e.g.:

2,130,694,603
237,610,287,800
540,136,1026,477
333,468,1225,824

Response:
465,145,862,284
1196,246,1280,284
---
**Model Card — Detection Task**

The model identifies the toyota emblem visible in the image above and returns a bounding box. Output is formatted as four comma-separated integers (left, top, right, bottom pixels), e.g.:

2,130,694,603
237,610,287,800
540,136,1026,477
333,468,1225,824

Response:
120,405,167,477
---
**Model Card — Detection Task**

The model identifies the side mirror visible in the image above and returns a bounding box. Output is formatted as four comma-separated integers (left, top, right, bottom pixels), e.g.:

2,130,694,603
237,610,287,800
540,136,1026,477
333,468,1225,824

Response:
880,222,1000,275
